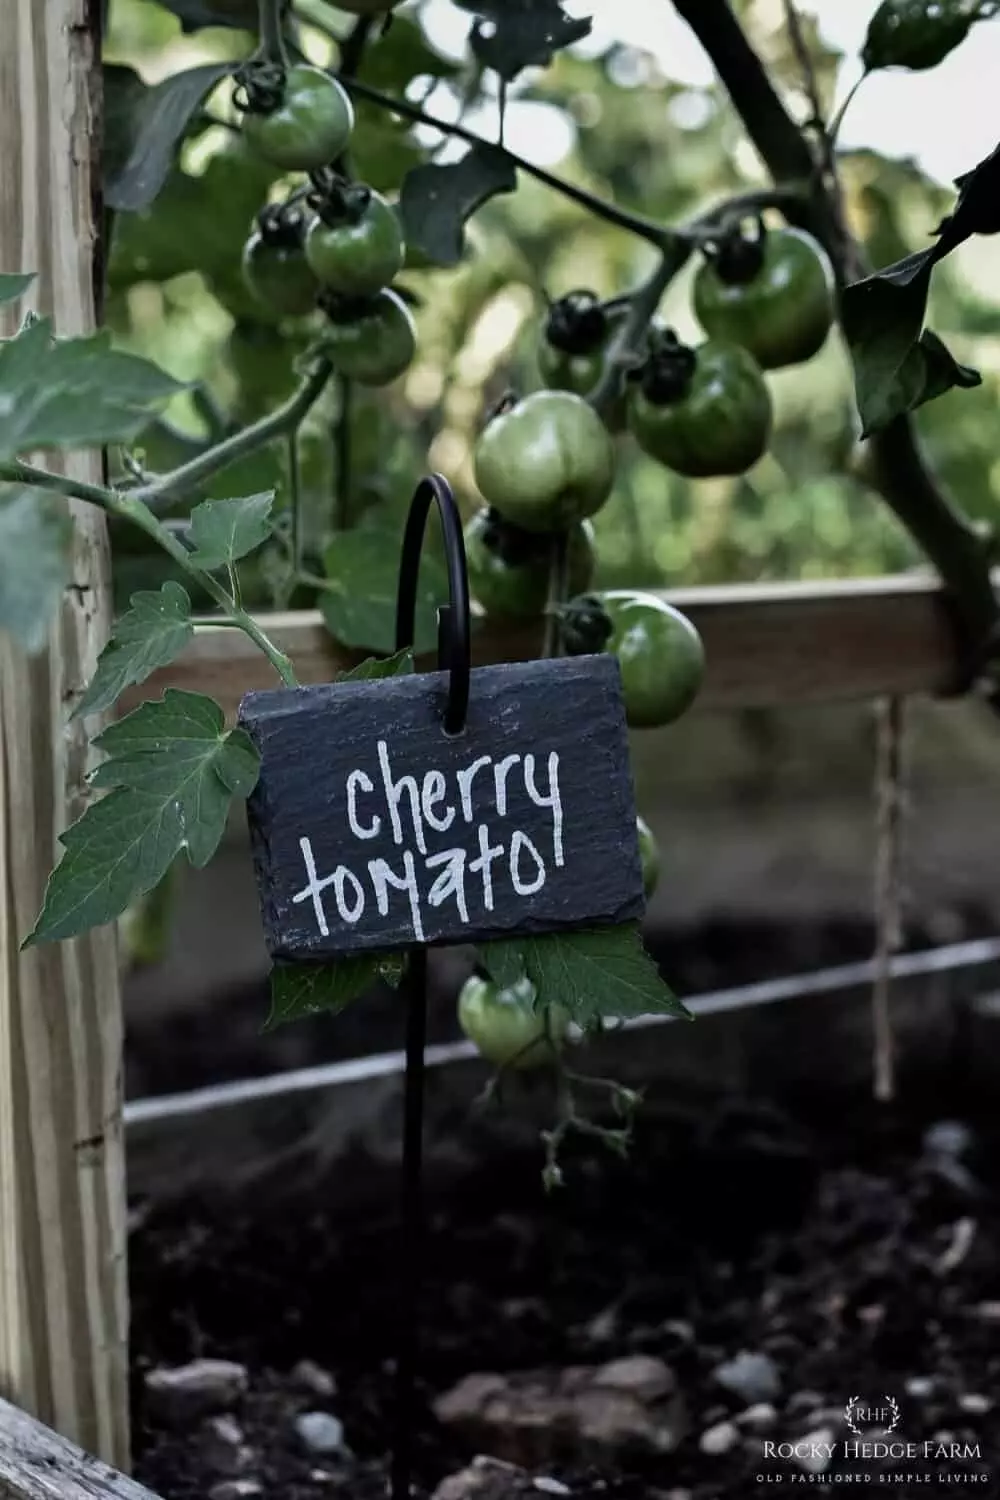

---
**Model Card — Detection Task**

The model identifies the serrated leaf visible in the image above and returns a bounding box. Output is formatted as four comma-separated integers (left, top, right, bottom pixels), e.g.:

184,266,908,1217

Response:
0,273,34,308
932,139,1000,255
0,485,72,653
105,61,236,212
319,531,447,654
26,690,259,946
399,144,517,267
266,957,381,1029
477,923,689,1028
454,0,592,79
74,582,194,720
337,647,415,683
0,320,185,461
186,493,275,569
841,258,980,435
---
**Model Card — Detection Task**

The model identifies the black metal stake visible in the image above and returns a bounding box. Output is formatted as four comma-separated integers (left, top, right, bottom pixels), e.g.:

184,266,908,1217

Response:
390,475,471,1499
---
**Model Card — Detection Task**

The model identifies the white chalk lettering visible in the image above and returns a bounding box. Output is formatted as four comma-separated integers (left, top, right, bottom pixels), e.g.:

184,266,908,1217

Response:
492,753,521,816
292,836,334,936
333,865,365,923
421,769,455,833
377,740,427,854
425,848,469,922
468,823,504,911
346,770,380,840
510,829,546,895
524,750,563,867
456,754,492,823
368,852,425,942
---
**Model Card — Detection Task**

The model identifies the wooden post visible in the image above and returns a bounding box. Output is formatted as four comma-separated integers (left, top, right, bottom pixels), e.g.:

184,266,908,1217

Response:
0,0,130,1471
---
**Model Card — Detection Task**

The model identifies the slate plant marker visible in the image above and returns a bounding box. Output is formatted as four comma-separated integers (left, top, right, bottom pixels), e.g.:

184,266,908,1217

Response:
238,474,646,1500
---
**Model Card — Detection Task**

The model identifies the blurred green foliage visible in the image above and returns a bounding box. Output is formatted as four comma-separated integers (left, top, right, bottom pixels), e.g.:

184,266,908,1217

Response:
104,0,1000,608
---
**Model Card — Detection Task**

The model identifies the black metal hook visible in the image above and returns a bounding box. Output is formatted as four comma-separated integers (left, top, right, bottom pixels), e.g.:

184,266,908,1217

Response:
395,473,471,734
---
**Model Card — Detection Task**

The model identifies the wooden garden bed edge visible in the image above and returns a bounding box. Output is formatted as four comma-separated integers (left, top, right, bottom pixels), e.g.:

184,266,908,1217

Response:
0,1398,159,1500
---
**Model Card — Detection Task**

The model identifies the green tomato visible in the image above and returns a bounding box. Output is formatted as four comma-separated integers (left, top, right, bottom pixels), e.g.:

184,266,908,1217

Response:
862,0,971,70
537,339,606,398
627,338,772,479
636,815,660,899
320,288,416,385
596,590,705,729
693,227,835,371
457,975,569,1071
474,390,616,533
241,230,320,319
242,66,354,172
464,509,595,622
305,189,405,297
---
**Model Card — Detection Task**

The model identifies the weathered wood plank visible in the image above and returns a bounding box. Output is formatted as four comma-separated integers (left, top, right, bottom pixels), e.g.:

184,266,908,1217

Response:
0,0,129,1470
0,1399,157,1500
121,571,966,718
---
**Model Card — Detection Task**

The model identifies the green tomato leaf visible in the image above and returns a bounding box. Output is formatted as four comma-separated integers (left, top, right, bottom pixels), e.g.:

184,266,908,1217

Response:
319,531,447,654
0,272,35,307
0,319,185,461
0,485,72,654
74,582,194,721
932,139,1000,256
337,647,415,683
185,493,275,569
453,0,592,79
266,957,382,1030
477,923,690,1029
399,144,517,267
841,255,981,435
26,690,259,947
104,61,236,213
153,0,257,29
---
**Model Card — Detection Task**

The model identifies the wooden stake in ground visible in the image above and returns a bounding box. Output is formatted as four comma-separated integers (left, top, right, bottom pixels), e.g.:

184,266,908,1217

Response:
0,0,130,1469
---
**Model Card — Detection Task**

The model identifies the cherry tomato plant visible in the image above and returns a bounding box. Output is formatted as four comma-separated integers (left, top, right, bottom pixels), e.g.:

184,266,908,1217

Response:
1,0,999,1180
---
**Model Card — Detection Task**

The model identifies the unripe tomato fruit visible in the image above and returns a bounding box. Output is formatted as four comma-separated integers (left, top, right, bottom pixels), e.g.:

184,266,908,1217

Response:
464,509,595,621
598,590,705,729
319,288,416,385
537,288,626,432
862,0,971,70
538,340,606,399
474,390,616,533
242,66,354,172
241,208,320,319
305,188,405,297
458,975,570,1070
693,225,835,370
627,335,772,479
636,815,660,898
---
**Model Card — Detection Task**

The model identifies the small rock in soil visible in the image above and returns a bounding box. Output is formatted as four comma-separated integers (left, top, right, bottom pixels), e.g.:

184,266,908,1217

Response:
290,1359,337,1398
208,1482,263,1500
530,1480,571,1496
144,1359,249,1424
923,1120,974,1158
294,1411,346,1455
698,1420,739,1456
784,1390,823,1419
793,1428,835,1475
431,1455,530,1500
736,1403,777,1432
712,1350,781,1405
201,1414,254,1476
905,1375,936,1400
958,1392,992,1414
433,1359,685,1469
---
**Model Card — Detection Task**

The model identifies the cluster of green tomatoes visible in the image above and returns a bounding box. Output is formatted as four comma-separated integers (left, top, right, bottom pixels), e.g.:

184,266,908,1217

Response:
236,62,418,385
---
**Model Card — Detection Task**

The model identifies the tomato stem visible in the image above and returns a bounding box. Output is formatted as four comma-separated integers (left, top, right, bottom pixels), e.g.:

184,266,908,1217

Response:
541,531,571,659
258,0,290,69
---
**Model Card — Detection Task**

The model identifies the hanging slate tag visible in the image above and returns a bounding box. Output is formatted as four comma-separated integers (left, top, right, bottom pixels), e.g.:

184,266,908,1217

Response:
238,654,645,960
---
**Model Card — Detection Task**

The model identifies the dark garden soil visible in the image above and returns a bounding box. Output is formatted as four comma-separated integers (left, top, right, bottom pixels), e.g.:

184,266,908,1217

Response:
130,1078,1000,1500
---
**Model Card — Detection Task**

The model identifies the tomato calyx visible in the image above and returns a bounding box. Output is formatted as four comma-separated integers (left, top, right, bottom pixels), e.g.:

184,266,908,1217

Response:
317,289,379,325
255,200,308,250
554,592,615,656
628,328,698,406
307,168,373,228
702,215,767,286
543,289,608,356
233,58,287,117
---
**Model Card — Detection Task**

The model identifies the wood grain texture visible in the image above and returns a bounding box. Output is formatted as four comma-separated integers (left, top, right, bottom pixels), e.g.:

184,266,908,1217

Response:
239,656,644,957
0,0,129,1470
121,572,968,720
0,1398,156,1500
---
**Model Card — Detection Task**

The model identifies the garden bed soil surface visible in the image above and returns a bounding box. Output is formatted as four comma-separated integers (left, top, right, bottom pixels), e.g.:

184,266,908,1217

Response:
130,1082,1000,1500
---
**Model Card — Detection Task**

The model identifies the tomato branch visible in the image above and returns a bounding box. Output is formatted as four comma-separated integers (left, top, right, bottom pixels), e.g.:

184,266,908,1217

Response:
671,0,1000,663
0,460,299,687
258,0,291,69
132,357,334,514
